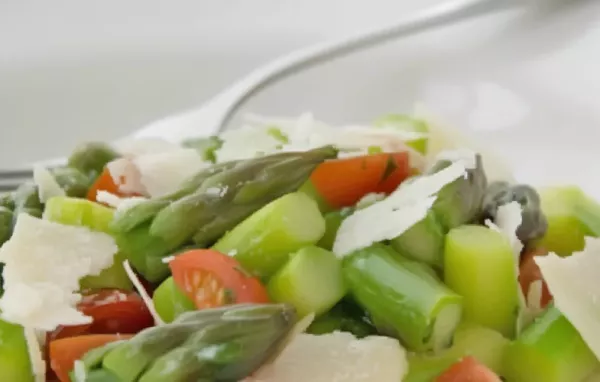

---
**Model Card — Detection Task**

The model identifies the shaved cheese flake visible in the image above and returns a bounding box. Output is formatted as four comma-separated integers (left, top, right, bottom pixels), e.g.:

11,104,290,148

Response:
107,158,147,195
486,202,523,263
72,360,87,382
133,149,208,198
216,126,283,163
96,191,147,212
535,237,600,359
123,260,164,325
436,148,477,169
24,326,45,382
249,332,408,382
334,161,467,256
161,255,176,264
0,214,117,330
33,166,65,203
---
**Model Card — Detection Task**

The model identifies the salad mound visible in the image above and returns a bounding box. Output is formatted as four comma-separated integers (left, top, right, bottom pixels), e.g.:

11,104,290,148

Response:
0,112,599,382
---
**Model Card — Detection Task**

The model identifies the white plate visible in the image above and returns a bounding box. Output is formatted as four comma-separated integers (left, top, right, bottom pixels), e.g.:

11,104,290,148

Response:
1,0,600,197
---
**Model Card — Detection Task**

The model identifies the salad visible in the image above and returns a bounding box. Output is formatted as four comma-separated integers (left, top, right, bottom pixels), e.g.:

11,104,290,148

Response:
0,111,599,382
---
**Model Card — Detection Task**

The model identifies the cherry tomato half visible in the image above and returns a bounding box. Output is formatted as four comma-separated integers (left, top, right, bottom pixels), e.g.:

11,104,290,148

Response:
169,249,270,309
49,289,154,340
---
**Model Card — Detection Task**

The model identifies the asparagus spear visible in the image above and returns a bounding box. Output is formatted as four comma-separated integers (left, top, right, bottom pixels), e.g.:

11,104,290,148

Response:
12,182,43,220
343,244,463,352
0,319,34,382
67,141,120,179
213,192,326,278
427,154,487,230
390,209,446,268
95,303,295,382
0,206,12,246
317,208,354,250
268,246,346,317
51,166,94,198
503,305,599,382
444,225,519,338
0,192,14,210
481,181,547,244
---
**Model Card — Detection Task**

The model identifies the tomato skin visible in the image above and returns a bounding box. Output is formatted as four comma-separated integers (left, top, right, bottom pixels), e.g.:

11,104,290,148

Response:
169,249,270,309
49,334,132,382
49,289,154,341
519,248,552,308
436,356,502,382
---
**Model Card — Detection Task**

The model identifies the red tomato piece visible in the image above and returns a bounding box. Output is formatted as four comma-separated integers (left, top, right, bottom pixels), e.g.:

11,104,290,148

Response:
49,289,154,341
169,249,270,309
519,247,552,309
436,357,502,382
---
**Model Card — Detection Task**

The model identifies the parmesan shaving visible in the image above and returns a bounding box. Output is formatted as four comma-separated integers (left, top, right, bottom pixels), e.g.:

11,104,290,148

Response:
73,360,87,382
535,237,600,360
123,260,165,325
32,166,65,203
24,326,45,382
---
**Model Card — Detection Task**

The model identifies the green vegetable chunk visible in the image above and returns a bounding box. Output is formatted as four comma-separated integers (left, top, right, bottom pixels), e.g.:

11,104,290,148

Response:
406,323,509,382
44,196,133,290
0,206,13,246
344,244,463,352
268,246,346,317
98,304,296,382
307,301,376,338
481,181,547,243
0,319,34,382
503,305,599,382
51,166,94,198
537,186,600,256
373,114,429,154
390,209,445,268
444,225,519,338
12,182,43,220
214,192,326,278
0,193,15,210
153,276,195,323
67,141,120,179
182,136,223,163
317,208,353,251
427,154,488,230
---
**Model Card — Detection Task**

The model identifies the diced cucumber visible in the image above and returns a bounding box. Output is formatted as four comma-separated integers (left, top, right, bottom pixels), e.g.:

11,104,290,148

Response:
317,208,353,251
444,225,519,338
390,210,445,268
152,277,195,323
537,186,600,256
44,196,133,290
298,180,334,213
268,246,346,317
213,192,325,278
0,319,34,382
405,323,509,382
344,244,463,352
503,305,599,382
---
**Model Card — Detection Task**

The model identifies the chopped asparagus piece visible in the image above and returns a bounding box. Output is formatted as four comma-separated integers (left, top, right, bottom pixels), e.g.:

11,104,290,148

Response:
344,244,463,352
444,225,519,338
317,208,353,251
152,276,195,323
390,209,445,268
67,142,120,179
268,246,346,317
503,305,599,382
51,167,94,198
0,319,34,382
214,192,325,278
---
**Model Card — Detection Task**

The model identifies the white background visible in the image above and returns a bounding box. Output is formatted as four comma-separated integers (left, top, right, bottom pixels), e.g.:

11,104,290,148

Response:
1,0,600,195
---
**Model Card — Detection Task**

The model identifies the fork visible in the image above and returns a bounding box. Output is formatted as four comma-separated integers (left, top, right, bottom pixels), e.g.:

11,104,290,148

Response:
0,0,518,191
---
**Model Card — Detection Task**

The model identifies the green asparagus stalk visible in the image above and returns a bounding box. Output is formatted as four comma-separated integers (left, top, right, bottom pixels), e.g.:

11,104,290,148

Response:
444,225,519,338
268,246,346,317
213,192,326,278
152,276,195,323
316,208,354,251
94,304,296,382
182,136,223,163
0,319,34,382
343,244,463,352
12,182,43,220
480,181,547,244
503,305,599,382
405,323,509,382
373,113,429,154
390,209,446,268
50,166,94,198
427,154,487,230
67,141,120,179
43,196,133,290
0,207,12,246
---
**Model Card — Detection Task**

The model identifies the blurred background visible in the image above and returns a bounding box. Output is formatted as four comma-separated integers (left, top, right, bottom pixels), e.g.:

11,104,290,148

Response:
1,0,600,194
